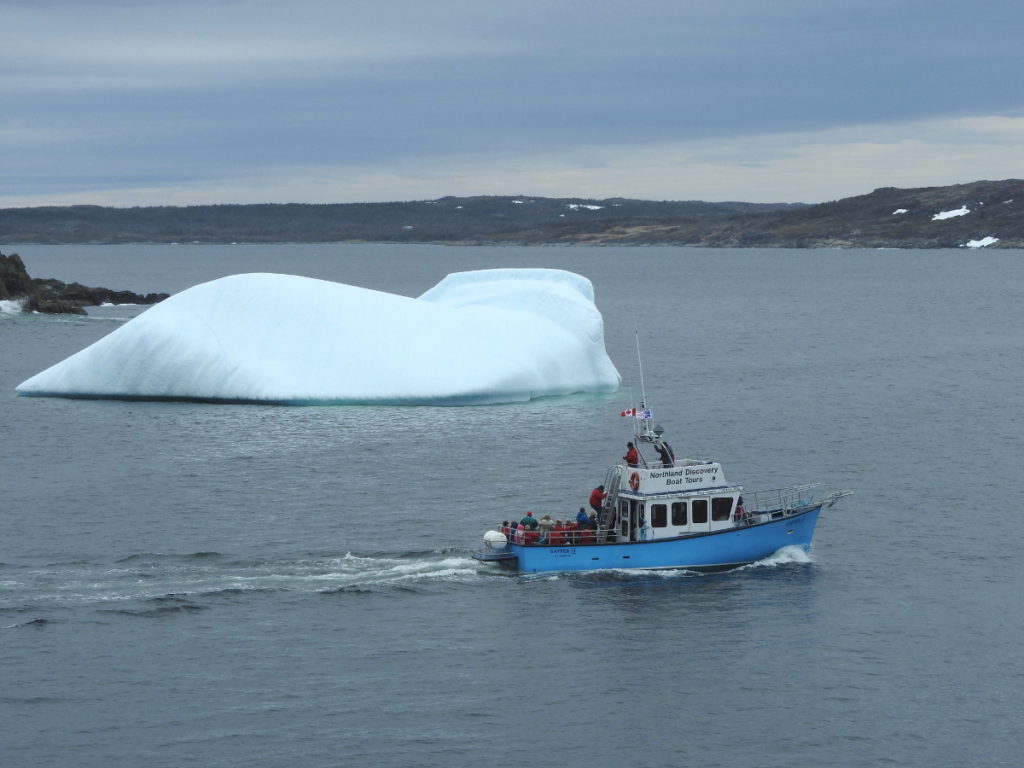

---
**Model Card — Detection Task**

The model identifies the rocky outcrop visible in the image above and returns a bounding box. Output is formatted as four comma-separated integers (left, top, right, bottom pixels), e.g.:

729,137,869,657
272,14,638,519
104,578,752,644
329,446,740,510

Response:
0,251,168,315
0,252,35,298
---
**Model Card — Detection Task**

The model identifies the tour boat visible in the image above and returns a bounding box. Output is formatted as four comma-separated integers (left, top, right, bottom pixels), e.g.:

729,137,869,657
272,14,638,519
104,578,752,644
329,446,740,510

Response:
472,406,850,574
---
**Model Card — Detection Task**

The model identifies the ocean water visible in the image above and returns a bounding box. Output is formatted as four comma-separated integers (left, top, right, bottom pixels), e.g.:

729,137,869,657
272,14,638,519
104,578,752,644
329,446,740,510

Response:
2,244,1022,768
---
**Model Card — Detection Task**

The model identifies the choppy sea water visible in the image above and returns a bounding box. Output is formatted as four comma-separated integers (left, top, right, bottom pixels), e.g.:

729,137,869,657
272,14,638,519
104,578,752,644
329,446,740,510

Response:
2,244,1022,768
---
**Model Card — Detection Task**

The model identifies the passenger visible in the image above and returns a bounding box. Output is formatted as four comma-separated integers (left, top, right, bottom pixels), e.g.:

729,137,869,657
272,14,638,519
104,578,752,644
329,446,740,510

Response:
514,523,525,545
579,526,595,545
576,506,591,529
520,510,539,530
538,514,555,533
549,522,564,546
623,442,640,467
734,496,747,521
525,528,540,545
565,521,579,545
501,521,511,539
589,485,608,514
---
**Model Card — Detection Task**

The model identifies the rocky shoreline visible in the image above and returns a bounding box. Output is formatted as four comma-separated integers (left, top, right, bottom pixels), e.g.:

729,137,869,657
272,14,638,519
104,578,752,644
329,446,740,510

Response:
0,251,168,315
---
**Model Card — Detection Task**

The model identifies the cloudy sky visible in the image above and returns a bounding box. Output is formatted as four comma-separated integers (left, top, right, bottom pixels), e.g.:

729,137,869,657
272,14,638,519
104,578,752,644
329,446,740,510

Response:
3,0,1022,207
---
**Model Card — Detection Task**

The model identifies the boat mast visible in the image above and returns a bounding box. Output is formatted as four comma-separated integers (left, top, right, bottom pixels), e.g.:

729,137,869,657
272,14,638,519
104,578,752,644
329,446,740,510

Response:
633,330,648,442
629,331,669,460
633,330,655,444
635,329,647,415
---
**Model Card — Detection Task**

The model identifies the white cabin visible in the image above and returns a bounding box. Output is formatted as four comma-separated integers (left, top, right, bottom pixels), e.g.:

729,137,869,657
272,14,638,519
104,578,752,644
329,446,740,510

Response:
607,460,744,541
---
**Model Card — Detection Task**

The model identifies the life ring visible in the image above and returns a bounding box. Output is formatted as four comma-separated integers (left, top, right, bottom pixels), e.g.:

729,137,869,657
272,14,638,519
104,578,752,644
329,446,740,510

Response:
629,471,641,492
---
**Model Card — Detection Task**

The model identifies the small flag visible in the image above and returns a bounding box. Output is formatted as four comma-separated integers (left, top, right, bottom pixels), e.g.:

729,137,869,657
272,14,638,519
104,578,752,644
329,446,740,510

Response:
619,408,636,417
639,409,653,419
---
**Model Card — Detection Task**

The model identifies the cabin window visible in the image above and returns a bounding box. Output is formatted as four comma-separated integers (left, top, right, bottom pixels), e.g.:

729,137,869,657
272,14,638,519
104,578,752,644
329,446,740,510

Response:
671,502,686,525
692,499,708,524
651,503,667,527
712,497,734,522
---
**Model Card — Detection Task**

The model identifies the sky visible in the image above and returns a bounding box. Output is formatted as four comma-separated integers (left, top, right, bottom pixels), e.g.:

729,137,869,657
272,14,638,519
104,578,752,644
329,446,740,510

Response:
2,0,1022,207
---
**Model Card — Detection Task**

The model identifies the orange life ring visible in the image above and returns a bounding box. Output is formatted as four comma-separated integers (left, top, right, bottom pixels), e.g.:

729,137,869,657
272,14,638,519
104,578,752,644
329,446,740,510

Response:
629,471,641,492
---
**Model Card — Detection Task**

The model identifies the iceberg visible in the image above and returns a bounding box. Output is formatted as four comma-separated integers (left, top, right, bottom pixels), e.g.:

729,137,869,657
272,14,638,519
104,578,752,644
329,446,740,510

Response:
16,268,621,405
963,236,999,249
932,206,970,221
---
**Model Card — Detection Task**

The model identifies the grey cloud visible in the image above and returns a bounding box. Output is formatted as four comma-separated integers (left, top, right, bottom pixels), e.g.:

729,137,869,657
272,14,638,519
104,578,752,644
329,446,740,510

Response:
2,0,1022,204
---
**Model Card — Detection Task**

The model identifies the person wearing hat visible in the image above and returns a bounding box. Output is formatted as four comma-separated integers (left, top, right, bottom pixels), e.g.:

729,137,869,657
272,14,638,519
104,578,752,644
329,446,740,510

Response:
519,510,539,530
536,514,554,545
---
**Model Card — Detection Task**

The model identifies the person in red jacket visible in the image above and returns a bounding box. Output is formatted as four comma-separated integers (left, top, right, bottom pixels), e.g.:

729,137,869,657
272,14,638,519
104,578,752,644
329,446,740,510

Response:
549,522,564,546
623,442,640,467
589,485,607,514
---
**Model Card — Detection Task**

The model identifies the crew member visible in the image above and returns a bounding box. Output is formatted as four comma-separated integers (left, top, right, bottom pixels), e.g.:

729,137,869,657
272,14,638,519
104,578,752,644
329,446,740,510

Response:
623,442,639,467
655,441,675,467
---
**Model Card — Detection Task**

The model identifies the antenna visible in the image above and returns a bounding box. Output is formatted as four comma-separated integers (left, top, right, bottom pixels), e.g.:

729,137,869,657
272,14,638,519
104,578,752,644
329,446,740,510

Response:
635,330,647,408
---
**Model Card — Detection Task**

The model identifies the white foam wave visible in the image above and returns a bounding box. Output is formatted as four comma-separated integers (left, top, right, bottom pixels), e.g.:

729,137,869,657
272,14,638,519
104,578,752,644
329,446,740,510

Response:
321,553,485,588
0,298,26,315
3,552,489,610
745,544,814,568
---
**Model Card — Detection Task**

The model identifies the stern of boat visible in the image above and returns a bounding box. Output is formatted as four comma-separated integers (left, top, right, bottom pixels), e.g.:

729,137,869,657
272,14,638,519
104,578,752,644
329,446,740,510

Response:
471,529,520,569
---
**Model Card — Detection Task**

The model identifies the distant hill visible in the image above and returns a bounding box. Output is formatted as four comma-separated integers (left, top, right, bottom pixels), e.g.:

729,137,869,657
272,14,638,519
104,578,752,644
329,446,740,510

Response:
0,197,798,245
561,179,1024,249
1,180,1021,248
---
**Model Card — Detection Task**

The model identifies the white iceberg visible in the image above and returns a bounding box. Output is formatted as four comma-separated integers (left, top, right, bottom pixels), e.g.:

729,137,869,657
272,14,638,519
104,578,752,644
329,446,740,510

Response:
932,206,970,220
963,236,999,249
16,268,621,405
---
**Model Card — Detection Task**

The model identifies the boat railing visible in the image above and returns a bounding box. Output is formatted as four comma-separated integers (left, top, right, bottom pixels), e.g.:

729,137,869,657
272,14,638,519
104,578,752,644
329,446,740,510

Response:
623,456,717,470
744,483,836,521
501,526,619,546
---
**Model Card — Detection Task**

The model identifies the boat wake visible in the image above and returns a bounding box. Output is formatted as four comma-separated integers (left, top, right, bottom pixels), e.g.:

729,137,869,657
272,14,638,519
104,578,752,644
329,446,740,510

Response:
516,545,815,583
0,550,494,620
1,545,817,622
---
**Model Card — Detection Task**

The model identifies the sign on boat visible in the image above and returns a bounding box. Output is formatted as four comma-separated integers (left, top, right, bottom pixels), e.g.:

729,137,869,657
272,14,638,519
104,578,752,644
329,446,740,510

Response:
472,406,851,574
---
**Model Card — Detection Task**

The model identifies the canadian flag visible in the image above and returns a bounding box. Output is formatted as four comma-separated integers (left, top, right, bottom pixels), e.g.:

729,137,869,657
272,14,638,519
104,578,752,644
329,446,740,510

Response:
619,408,636,417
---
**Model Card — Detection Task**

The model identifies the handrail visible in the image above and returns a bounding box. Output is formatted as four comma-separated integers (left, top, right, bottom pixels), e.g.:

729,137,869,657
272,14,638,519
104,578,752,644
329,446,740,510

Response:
499,525,616,546
612,457,717,470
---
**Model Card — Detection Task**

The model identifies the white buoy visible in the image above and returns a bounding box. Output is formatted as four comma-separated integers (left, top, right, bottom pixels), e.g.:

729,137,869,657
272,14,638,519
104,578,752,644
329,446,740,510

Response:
483,530,507,551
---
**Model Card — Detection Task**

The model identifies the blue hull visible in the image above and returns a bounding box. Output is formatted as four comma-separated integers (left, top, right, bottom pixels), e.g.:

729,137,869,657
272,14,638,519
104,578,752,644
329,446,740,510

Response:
490,504,822,574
